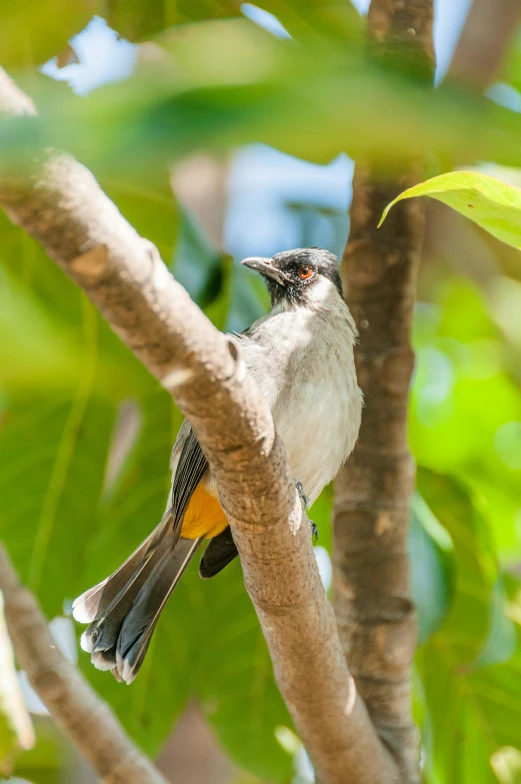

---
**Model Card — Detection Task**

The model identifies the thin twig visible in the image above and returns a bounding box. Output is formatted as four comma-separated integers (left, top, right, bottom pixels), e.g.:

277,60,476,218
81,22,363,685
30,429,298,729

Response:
0,546,168,784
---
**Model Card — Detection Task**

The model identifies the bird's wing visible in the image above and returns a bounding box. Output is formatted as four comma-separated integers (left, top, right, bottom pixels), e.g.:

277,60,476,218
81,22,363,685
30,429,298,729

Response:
169,421,239,575
197,331,271,575
199,526,238,578
169,420,209,537
166,331,269,567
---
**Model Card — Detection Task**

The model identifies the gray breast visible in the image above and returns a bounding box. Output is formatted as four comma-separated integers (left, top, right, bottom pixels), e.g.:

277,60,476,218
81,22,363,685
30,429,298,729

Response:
241,297,362,504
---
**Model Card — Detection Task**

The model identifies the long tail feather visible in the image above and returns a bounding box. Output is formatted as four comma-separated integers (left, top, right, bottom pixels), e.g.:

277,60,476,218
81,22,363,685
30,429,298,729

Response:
117,537,202,684
72,509,173,625
73,532,202,683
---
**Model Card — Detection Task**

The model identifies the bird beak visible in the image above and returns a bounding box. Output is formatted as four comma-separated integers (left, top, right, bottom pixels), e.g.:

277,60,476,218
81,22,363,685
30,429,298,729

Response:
241,256,286,285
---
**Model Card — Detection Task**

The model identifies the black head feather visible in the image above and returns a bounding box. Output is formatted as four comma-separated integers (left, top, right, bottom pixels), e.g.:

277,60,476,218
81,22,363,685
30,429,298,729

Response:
241,247,343,307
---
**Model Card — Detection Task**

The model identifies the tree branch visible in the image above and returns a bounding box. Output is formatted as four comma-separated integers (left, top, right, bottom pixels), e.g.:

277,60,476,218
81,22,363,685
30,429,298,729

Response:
448,0,521,90
333,2,434,782
0,67,403,783
0,589,34,774
0,546,168,784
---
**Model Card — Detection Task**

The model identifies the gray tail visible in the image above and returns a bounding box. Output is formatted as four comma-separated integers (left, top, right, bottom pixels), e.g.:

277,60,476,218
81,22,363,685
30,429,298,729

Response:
73,527,202,684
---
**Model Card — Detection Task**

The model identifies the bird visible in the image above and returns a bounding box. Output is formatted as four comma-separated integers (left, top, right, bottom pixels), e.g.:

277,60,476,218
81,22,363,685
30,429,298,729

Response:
72,247,363,684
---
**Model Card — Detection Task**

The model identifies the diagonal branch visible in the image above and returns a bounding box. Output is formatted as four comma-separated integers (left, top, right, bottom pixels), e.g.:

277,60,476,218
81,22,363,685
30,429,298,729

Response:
0,67,403,783
0,546,168,784
333,2,434,783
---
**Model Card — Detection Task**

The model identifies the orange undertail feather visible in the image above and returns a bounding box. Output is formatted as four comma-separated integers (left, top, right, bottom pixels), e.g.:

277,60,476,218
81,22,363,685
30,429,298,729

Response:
180,483,228,539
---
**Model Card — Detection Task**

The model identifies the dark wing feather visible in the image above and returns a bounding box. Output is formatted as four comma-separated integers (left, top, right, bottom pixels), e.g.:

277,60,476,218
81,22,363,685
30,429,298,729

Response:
172,427,240,578
199,526,238,578
169,424,209,539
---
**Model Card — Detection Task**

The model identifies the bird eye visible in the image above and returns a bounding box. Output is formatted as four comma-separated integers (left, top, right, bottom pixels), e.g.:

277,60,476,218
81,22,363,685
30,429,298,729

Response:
298,266,314,280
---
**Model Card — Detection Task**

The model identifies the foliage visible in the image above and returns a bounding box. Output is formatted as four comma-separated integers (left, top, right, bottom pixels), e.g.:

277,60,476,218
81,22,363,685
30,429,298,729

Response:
2,2,521,783
380,171,521,251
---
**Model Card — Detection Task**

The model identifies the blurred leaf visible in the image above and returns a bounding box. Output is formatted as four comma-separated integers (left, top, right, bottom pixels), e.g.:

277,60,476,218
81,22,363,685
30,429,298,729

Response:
13,716,70,784
417,468,511,665
172,200,266,331
0,2,95,67
107,0,242,42
380,171,521,252
416,471,521,783
475,576,517,668
0,268,84,394
0,594,34,775
106,0,361,44
173,206,226,305
411,276,521,559
14,17,521,178
419,632,521,784
226,261,267,333
101,174,179,263
253,0,363,43
409,497,452,645
0,301,116,617
195,558,294,782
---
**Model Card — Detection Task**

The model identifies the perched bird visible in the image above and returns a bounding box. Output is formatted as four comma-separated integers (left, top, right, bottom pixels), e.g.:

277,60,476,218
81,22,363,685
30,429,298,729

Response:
73,247,362,684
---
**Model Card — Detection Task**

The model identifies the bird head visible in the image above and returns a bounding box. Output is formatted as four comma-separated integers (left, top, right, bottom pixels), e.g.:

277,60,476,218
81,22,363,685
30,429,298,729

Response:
241,247,343,309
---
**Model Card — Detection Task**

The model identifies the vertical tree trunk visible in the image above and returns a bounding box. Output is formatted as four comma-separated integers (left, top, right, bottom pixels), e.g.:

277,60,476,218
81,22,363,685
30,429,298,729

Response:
333,1,434,780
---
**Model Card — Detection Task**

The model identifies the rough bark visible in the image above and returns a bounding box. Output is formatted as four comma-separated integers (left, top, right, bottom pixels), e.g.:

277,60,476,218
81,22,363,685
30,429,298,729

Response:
333,2,434,782
0,67,402,784
0,547,168,784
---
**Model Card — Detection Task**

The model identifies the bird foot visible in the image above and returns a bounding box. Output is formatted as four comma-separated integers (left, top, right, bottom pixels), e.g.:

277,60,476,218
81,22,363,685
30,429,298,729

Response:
295,479,309,510
294,480,318,542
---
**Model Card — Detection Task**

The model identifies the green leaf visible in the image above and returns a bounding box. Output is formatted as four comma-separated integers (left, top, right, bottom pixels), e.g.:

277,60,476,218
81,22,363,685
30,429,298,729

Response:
416,471,521,783
409,497,452,646
195,559,294,782
19,18,521,177
0,296,116,616
0,217,152,401
172,206,226,307
106,0,241,42
0,2,95,67
105,0,361,44
379,171,521,251
101,174,179,264
417,469,512,666
13,716,72,784
475,576,517,668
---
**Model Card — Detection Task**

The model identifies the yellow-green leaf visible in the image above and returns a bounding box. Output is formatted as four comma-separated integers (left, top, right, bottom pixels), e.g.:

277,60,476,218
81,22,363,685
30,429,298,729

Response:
379,171,521,251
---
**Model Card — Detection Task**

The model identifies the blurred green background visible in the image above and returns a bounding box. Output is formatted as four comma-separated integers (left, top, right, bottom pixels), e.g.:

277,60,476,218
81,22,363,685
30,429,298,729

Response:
2,1,521,782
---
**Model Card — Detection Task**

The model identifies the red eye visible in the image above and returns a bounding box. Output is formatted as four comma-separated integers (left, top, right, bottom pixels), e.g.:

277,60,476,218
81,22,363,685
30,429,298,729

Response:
298,266,313,280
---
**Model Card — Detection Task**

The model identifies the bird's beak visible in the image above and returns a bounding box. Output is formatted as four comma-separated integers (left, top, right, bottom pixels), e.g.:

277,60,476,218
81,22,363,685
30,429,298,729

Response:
241,256,286,285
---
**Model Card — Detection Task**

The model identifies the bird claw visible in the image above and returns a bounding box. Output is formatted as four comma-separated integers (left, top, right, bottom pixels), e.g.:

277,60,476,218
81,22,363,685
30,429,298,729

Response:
295,479,309,510
294,480,318,542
